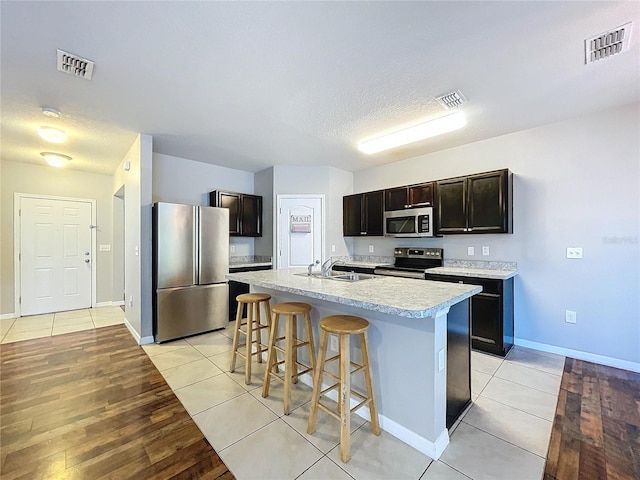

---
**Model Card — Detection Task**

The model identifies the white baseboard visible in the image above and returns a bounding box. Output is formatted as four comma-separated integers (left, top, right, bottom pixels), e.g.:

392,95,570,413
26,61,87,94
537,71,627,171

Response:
123,316,155,345
1,313,16,320
296,373,448,460
515,338,640,373
95,301,125,308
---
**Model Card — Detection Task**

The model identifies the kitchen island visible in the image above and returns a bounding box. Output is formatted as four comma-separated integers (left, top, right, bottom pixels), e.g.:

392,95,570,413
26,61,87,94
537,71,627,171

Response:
225,268,481,459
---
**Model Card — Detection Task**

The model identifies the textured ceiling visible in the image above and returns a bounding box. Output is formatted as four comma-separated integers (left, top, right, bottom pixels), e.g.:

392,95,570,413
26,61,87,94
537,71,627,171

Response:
1,1,639,175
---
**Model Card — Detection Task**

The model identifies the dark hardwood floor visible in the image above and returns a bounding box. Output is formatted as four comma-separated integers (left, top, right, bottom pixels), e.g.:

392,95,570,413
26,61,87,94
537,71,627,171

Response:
544,358,640,480
0,325,234,480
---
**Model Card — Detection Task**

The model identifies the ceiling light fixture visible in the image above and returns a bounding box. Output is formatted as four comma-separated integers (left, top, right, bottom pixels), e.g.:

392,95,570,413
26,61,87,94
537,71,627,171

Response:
41,107,61,118
357,111,467,155
40,152,71,168
37,126,67,143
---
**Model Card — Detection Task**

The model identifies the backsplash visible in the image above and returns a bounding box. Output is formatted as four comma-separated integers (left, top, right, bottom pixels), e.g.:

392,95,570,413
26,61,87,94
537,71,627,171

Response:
443,259,517,271
230,255,272,264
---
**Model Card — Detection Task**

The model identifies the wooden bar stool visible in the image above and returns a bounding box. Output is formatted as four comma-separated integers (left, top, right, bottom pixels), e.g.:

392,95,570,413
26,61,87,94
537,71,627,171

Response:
229,293,272,384
307,315,381,463
262,302,316,414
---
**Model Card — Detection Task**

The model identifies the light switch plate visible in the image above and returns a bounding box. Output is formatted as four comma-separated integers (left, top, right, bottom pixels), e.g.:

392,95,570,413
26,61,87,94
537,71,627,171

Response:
482,246,490,256
368,245,374,253
230,245,235,253
99,244,111,252
565,310,577,324
467,246,475,256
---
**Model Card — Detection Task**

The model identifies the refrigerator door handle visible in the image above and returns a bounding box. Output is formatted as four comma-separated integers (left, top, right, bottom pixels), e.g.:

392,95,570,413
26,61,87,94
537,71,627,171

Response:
193,205,200,285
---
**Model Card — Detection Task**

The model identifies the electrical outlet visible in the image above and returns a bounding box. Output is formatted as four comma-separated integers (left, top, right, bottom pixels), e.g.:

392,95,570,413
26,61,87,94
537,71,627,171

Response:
368,245,374,253
331,244,336,253
566,247,583,259
482,246,490,256
467,246,475,256
230,245,235,253
330,335,338,352
128,296,133,307
565,310,577,324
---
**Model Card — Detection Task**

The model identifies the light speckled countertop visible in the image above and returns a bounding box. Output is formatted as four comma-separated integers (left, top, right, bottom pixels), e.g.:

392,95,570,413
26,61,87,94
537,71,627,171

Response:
226,269,480,319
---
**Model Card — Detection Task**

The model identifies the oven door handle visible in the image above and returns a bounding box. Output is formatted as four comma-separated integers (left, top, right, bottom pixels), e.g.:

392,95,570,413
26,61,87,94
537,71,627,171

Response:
373,268,425,279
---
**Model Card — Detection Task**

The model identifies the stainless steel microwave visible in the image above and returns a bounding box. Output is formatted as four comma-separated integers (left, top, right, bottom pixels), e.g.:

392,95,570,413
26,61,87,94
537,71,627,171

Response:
384,207,434,237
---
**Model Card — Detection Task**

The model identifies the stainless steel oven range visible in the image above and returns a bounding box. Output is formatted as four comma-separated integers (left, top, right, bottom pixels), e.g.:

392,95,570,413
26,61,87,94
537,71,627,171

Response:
373,247,443,279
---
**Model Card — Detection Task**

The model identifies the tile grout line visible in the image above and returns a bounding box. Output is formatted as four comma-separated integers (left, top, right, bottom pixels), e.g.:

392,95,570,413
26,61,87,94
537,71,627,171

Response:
459,419,549,460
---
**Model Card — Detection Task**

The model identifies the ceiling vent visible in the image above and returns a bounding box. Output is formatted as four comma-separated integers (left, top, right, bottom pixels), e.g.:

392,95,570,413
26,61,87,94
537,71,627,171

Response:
56,49,95,80
435,90,467,110
585,22,633,64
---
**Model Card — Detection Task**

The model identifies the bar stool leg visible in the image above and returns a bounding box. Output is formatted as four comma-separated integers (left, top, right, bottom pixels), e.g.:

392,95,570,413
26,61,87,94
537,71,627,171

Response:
262,312,279,399
261,299,273,369
253,303,263,364
229,301,243,372
339,334,352,463
360,332,381,435
292,314,299,384
244,302,255,384
284,313,294,414
304,311,317,377
307,330,328,435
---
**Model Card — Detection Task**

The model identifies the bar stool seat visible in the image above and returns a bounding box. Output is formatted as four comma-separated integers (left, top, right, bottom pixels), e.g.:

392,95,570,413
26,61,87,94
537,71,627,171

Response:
307,314,380,463
262,302,316,415
230,293,272,384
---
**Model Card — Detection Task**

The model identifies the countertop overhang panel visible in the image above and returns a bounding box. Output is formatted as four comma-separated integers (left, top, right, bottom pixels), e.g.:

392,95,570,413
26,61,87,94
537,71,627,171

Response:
226,269,480,319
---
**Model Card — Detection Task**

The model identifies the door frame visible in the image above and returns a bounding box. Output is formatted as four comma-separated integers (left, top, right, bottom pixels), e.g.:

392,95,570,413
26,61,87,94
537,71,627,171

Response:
276,194,325,270
13,193,97,317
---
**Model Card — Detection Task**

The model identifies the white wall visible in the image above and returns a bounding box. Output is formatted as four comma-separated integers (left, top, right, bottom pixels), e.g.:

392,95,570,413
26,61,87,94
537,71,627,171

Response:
272,166,353,262
112,134,153,343
352,104,640,366
0,160,116,314
152,153,256,256
254,167,274,257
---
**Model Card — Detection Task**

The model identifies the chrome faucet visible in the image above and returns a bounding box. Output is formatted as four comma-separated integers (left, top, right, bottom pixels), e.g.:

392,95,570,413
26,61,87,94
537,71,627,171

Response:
308,260,320,275
321,258,343,277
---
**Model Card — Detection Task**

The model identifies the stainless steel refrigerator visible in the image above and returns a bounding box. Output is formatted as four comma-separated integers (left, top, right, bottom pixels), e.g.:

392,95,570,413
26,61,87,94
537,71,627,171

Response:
153,202,229,342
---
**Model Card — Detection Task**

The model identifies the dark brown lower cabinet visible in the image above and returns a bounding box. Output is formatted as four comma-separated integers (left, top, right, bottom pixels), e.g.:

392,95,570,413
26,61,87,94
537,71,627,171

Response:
425,274,514,356
228,265,272,321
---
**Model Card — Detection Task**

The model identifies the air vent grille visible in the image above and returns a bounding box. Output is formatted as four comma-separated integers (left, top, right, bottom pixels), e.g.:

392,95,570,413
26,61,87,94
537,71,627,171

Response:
436,90,466,110
57,49,95,80
585,22,633,64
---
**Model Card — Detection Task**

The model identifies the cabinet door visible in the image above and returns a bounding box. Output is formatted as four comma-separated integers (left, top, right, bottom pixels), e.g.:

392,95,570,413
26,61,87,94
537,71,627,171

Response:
468,171,508,233
471,293,503,354
240,195,262,237
363,191,384,236
216,192,241,235
437,178,467,233
384,187,409,211
408,182,434,207
343,194,363,236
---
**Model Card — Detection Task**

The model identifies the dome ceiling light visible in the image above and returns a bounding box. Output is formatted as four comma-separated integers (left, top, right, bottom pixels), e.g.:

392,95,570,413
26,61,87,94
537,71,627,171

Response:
37,126,67,143
40,152,71,168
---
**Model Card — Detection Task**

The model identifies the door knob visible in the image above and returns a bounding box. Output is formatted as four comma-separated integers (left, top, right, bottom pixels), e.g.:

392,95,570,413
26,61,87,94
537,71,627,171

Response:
85,259,91,263
85,252,90,255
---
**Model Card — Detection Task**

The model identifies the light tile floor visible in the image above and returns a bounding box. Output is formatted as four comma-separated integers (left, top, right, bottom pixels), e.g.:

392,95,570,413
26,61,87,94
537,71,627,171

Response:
144,323,565,480
0,306,125,344
3,311,565,480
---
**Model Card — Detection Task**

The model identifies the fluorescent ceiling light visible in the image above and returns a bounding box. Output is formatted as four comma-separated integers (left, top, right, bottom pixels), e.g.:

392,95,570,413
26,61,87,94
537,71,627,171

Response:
41,152,71,168
357,112,467,155
37,126,67,143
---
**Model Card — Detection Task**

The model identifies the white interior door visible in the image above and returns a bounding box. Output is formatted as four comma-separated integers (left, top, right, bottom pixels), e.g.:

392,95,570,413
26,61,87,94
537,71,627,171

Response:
20,196,93,315
277,196,324,269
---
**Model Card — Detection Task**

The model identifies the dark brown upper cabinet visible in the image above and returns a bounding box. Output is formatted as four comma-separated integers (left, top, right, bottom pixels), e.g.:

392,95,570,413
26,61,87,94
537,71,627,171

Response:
437,169,512,234
210,190,262,237
384,182,434,211
343,190,384,236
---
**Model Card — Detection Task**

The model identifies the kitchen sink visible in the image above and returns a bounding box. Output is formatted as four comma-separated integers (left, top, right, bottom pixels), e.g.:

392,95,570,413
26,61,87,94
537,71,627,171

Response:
294,272,377,282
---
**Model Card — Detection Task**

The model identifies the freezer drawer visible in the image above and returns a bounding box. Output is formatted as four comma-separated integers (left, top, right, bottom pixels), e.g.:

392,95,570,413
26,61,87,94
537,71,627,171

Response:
155,283,229,342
